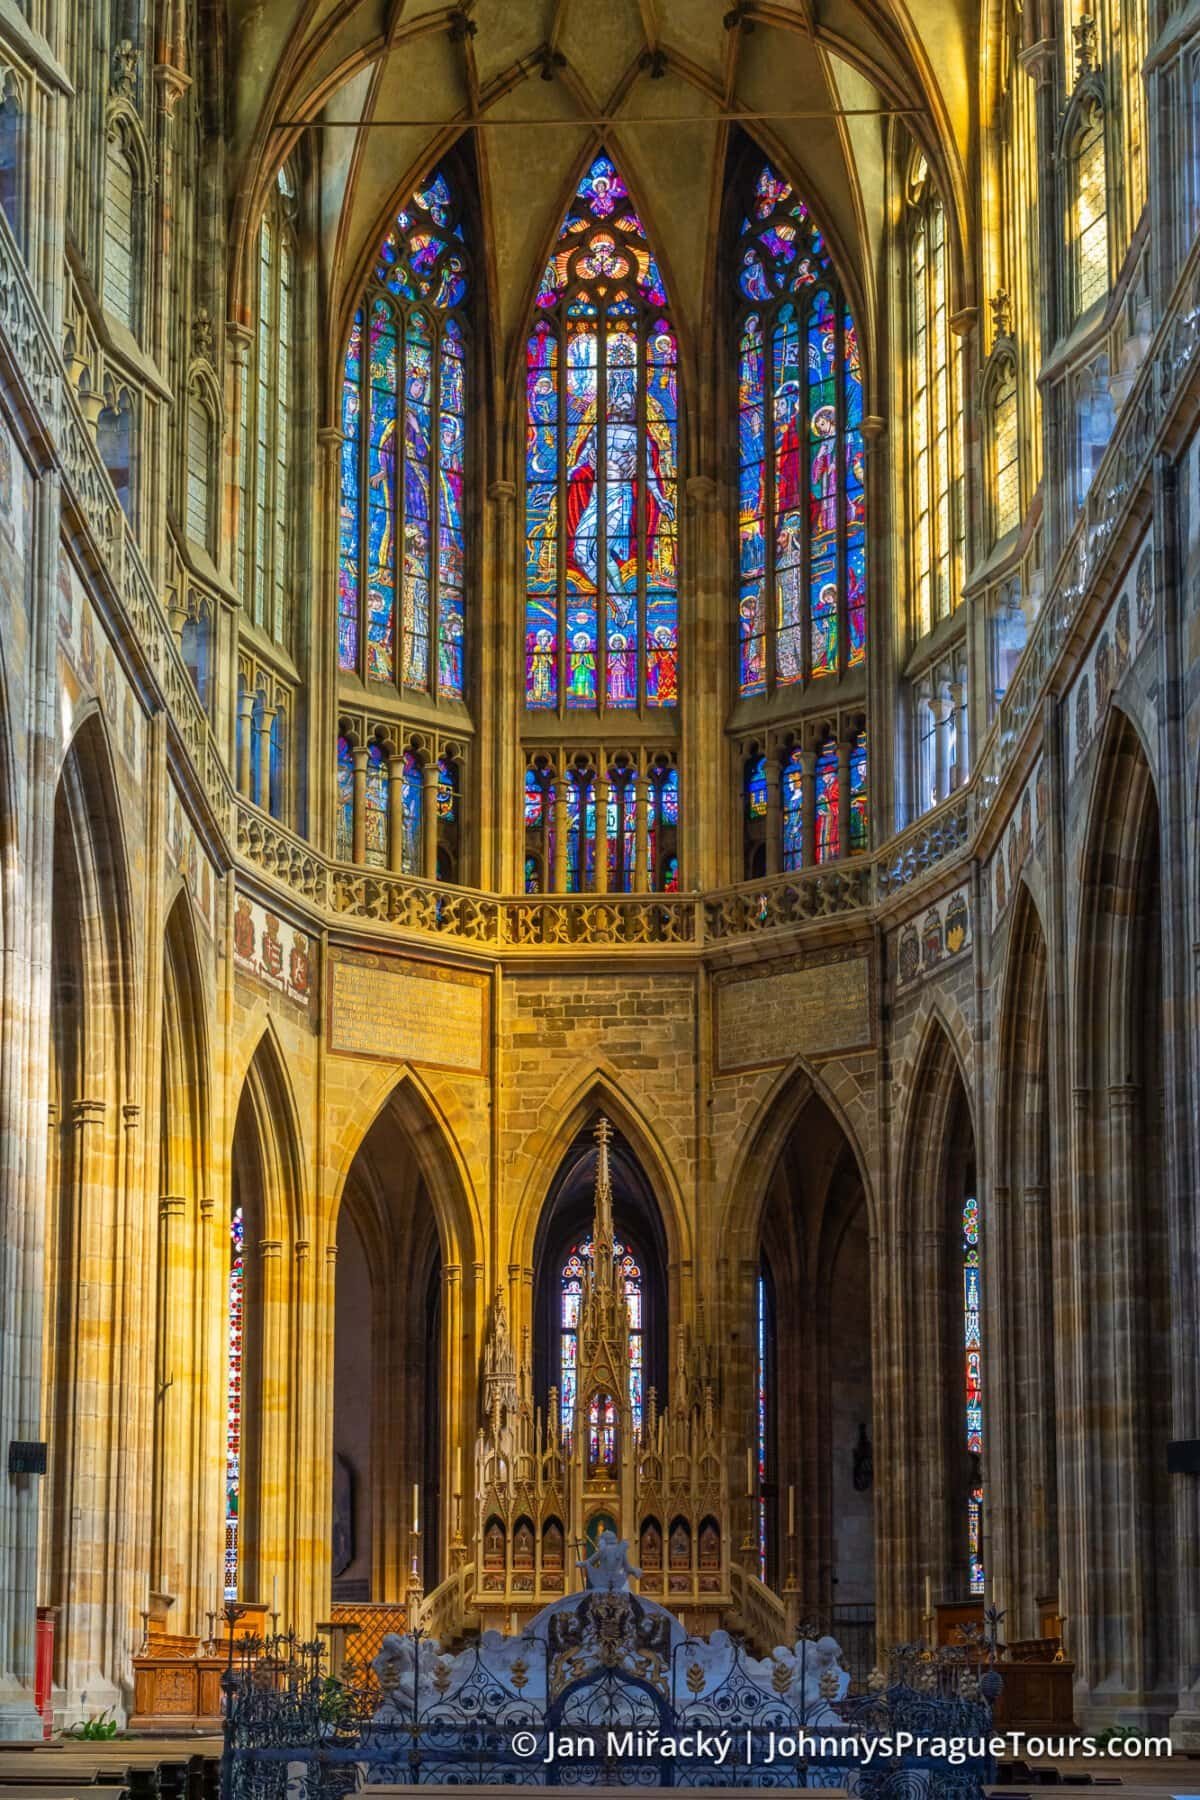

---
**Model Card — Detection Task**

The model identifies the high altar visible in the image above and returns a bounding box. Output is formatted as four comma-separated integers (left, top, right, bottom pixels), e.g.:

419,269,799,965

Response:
470,1119,730,1635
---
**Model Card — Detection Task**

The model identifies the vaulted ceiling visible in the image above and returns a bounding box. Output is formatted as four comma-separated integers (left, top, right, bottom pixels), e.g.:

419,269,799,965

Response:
228,0,977,392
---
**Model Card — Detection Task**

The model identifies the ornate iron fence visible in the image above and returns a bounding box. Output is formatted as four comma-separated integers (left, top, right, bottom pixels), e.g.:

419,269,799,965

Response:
221,1615,997,1797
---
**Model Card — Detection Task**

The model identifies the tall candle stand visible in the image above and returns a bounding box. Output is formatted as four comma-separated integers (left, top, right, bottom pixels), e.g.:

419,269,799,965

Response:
406,1523,424,1619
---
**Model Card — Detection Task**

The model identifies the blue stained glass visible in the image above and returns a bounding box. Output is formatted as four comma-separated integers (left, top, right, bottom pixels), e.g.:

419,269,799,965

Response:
341,164,468,710
782,749,804,869
735,163,865,693
336,735,354,861
560,1234,644,1444
747,754,767,819
963,1193,984,1593
849,731,868,852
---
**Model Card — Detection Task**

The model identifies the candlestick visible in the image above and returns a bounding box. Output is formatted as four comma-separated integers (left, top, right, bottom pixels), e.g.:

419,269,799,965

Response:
788,1485,795,1537
412,1482,420,1533
454,1447,462,1498
746,1447,754,1497
272,1574,279,1616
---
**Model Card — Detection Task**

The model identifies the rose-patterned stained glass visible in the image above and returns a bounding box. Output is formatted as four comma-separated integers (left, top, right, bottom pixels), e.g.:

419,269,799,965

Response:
525,153,678,712
736,161,866,693
964,1194,984,1594
814,736,840,862
339,167,468,698
224,1206,245,1600
560,1234,643,1444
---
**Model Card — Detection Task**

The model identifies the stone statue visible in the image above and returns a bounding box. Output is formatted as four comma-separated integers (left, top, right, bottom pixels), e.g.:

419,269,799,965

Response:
576,1528,641,1592
801,1635,850,1711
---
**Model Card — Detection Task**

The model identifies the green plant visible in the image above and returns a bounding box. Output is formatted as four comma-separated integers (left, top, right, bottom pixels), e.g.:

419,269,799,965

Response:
1094,1725,1140,1749
67,1708,120,1740
316,1676,349,1727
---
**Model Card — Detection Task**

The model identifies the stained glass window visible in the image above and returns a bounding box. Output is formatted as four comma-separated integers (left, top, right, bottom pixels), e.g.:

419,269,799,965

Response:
560,1234,643,1445
1073,98,1108,316
224,1206,245,1600
238,169,295,644
523,760,678,893
746,754,767,820
525,154,678,713
849,731,868,854
963,1194,984,1595
335,735,354,860
782,748,805,871
814,736,840,862
992,364,1019,540
736,162,866,696
907,159,963,637
339,168,468,697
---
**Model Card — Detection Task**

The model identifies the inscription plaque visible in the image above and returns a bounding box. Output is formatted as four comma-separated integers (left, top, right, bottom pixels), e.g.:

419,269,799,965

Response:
327,947,487,1075
716,951,871,1072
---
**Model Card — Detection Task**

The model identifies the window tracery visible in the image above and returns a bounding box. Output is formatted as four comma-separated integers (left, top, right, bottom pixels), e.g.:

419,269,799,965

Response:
905,156,963,640
735,160,865,695
524,153,678,715
339,167,469,699
238,166,297,645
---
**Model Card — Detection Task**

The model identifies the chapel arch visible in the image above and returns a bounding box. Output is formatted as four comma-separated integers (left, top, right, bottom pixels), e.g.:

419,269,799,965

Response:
894,1015,979,1621
44,713,139,1717
1071,707,1175,1716
991,883,1059,1639
752,1077,875,1649
332,1075,479,1605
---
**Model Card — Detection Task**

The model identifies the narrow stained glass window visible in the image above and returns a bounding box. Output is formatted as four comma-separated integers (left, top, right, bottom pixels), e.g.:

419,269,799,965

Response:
339,168,469,697
814,736,840,862
993,365,1019,540
907,160,962,637
525,153,678,713
1073,99,1108,316
963,1193,984,1594
735,161,866,694
224,1206,245,1600
782,748,804,871
560,1234,643,1444
849,730,868,853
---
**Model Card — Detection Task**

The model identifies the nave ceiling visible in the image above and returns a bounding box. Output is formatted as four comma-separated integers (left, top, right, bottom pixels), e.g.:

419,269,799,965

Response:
228,0,978,393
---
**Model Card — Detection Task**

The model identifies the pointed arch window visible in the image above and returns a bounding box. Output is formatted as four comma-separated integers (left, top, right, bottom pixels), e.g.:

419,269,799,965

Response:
103,118,141,332
525,153,678,714
990,361,1020,542
814,736,840,862
238,167,297,644
560,1234,644,1444
1070,96,1108,317
735,161,866,697
339,168,469,697
906,157,963,638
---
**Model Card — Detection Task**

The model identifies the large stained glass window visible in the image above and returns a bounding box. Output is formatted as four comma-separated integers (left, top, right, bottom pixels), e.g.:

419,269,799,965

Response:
907,156,963,637
525,154,678,713
560,1234,643,1446
736,161,866,697
224,1206,245,1600
963,1193,984,1595
339,169,468,698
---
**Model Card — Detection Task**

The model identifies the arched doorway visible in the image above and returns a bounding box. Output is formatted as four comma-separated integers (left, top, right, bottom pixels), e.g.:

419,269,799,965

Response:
331,1086,464,1603
756,1085,874,1656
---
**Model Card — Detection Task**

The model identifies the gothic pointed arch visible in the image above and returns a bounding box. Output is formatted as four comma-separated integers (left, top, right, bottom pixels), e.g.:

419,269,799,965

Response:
522,147,679,719
507,1066,689,1275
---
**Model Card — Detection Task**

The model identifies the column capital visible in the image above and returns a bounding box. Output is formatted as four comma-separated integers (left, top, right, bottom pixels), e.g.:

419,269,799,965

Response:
259,1238,283,1260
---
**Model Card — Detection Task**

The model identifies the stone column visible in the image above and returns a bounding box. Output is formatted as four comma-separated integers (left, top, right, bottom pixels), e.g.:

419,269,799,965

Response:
837,739,852,857
931,696,953,804
763,754,782,876
633,773,650,894
422,760,440,881
152,1196,190,1611
552,782,569,893
387,755,407,874
593,770,610,894
237,689,254,798
254,705,275,812
351,747,368,865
